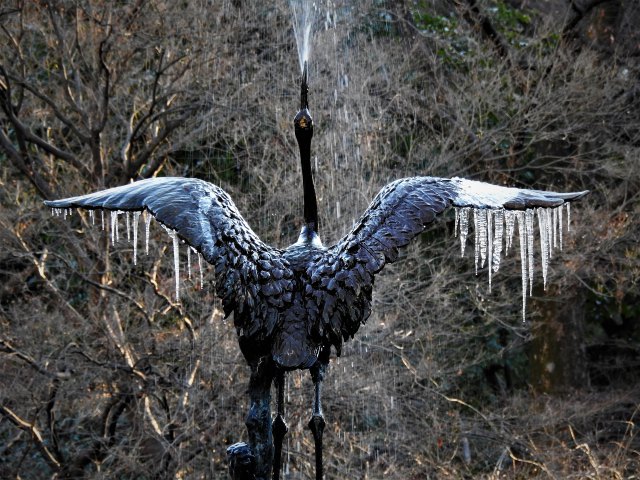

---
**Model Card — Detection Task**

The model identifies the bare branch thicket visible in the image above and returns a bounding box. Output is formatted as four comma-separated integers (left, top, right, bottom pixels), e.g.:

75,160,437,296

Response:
1,0,639,478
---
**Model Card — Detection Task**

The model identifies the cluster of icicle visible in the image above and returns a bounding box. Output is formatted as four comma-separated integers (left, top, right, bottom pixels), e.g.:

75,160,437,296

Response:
52,203,573,318
453,204,571,320
50,208,204,302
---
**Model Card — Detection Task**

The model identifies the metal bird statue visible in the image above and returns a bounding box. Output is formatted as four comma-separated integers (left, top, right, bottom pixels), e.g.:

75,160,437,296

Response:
45,62,587,480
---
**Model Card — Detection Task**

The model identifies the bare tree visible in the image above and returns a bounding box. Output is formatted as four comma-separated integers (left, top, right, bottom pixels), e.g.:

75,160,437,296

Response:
1,0,639,478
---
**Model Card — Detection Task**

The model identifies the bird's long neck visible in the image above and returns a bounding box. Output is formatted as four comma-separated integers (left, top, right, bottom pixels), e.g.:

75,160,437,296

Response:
296,118,317,234
294,61,319,238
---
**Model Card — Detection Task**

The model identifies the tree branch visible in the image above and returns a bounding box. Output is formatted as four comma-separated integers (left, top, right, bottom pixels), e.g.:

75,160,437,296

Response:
0,405,62,471
0,338,71,380
563,0,615,36
456,0,511,60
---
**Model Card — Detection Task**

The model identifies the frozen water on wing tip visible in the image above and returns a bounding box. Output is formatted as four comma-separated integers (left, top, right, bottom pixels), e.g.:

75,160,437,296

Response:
487,210,493,291
552,207,558,249
459,207,470,256
473,210,480,274
133,212,141,266
172,231,180,301
454,203,574,320
187,246,192,279
525,209,535,295
492,209,504,274
125,212,131,242
558,204,563,249
477,209,488,269
110,211,117,245
454,207,459,236
517,211,528,320
505,210,515,252
144,211,152,255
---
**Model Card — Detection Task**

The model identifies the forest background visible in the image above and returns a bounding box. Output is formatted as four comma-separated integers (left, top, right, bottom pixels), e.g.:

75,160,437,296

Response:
1,0,639,478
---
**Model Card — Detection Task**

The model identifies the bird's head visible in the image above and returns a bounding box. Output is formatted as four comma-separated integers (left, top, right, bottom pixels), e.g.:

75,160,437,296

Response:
294,107,314,143
294,60,313,144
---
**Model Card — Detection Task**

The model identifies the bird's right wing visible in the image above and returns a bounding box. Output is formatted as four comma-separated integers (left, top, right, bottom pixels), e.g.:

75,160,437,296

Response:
307,176,587,352
45,177,295,339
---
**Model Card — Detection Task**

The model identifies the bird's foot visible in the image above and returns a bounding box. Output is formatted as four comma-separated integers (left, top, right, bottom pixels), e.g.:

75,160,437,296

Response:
227,442,256,480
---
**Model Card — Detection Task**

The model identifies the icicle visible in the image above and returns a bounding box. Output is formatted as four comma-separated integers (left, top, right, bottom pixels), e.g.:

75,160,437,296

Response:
336,200,341,219
145,211,152,255
187,246,192,280
552,206,559,250
473,208,480,274
537,207,549,290
63,209,68,220
547,208,553,252
89,209,95,225
477,209,488,269
487,210,493,292
566,202,571,231
454,208,459,237
170,230,180,301
505,210,515,252
110,211,117,245
101,210,105,230
516,211,527,321
198,252,204,289
459,208,470,256
558,204,564,250
492,209,504,273
133,212,141,265
125,212,131,242
525,209,535,296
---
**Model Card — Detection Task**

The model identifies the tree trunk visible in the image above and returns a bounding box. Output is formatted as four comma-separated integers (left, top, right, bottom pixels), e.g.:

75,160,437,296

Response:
529,286,589,393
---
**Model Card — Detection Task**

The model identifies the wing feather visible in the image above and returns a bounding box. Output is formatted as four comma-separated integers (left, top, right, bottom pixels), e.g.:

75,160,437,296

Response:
45,177,294,343
309,176,587,349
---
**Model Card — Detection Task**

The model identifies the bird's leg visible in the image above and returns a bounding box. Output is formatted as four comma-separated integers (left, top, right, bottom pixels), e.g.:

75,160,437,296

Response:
245,360,274,480
271,371,288,480
308,360,328,480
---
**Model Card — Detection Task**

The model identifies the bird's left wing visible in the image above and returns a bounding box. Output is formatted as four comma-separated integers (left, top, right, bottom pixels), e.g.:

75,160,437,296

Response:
307,176,588,352
45,177,294,338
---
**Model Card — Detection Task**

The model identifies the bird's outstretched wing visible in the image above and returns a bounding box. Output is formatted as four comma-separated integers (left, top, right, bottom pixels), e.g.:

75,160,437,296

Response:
45,177,294,340
308,176,588,352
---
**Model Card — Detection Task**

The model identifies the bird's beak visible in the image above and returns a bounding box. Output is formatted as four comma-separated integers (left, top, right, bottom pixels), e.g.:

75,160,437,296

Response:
294,60,313,134
300,60,309,111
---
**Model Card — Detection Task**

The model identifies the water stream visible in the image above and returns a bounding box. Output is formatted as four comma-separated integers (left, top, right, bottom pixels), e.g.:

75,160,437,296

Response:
289,0,317,74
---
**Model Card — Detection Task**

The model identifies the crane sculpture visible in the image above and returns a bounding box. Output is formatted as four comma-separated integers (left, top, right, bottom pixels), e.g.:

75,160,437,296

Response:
45,63,587,480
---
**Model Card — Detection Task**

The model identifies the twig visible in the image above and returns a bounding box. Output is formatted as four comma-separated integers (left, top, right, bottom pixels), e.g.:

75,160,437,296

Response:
0,405,62,471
